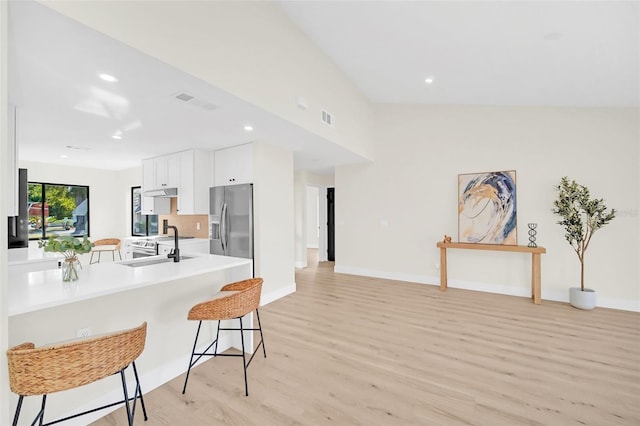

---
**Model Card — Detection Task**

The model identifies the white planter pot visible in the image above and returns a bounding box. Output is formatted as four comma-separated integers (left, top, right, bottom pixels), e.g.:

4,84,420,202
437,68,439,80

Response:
569,287,596,310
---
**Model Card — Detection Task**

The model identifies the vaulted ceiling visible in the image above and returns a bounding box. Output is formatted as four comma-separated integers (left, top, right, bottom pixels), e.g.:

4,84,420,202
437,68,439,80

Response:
280,1,639,107
8,1,638,172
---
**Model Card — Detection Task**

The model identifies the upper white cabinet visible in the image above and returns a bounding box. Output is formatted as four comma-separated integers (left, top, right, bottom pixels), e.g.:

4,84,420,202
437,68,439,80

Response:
214,143,253,186
145,154,180,190
7,105,18,216
141,149,212,215
176,149,211,215
141,158,170,215
142,158,155,191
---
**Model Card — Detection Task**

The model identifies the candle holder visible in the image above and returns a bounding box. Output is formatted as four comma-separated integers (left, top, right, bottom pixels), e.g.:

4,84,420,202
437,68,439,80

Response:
527,223,538,248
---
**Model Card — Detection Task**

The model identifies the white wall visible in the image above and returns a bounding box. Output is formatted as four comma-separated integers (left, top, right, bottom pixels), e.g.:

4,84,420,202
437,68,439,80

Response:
40,0,374,163
0,0,10,420
293,171,307,268
336,105,640,311
118,166,143,236
306,186,319,248
253,142,296,302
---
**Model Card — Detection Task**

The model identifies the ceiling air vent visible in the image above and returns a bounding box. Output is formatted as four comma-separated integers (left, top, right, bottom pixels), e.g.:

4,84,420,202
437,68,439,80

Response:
321,109,335,127
175,93,194,102
172,92,218,111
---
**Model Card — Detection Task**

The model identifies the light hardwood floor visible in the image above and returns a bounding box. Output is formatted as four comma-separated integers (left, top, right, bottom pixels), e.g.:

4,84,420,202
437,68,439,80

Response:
93,250,640,425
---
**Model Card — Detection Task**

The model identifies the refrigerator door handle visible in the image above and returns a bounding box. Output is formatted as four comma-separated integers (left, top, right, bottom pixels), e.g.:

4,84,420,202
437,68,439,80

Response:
221,202,228,253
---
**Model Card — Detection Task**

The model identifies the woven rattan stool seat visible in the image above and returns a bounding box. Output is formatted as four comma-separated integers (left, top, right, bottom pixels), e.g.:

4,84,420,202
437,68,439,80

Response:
182,278,266,396
7,322,148,426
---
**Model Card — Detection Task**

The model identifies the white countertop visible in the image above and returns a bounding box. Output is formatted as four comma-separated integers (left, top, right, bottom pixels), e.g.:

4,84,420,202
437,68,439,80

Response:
8,247,64,265
8,253,252,317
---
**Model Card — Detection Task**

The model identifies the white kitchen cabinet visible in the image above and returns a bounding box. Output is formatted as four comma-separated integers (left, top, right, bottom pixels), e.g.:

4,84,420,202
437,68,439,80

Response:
142,158,154,191
7,104,18,216
154,154,181,188
141,150,210,215
140,157,174,215
143,154,180,191
214,143,253,186
176,149,212,215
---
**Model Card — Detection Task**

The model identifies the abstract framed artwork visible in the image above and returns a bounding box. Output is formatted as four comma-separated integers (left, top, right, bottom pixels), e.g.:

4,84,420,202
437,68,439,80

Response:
458,170,517,245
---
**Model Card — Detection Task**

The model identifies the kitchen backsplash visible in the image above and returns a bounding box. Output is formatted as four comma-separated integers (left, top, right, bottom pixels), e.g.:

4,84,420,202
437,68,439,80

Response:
158,198,209,238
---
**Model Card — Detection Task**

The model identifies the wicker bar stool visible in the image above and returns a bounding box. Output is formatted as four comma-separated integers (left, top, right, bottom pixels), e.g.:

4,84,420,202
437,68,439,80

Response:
90,238,122,264
7,322,148,426
182,278,266,396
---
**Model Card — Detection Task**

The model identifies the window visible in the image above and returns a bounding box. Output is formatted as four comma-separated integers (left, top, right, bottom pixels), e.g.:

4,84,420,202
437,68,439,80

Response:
28,182,90,240
131,186,158,236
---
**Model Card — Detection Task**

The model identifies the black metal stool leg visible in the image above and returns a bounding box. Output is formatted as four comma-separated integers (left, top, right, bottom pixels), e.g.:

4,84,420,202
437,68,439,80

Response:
120,369,133,426
239,317,248,396
12,395,23,426
132,361,148,421
255,308,266,358
182,321,203,394
38,394,47,426
214,320,221,355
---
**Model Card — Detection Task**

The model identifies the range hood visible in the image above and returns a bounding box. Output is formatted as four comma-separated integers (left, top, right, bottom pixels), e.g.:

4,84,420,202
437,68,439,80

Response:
143,187,178,197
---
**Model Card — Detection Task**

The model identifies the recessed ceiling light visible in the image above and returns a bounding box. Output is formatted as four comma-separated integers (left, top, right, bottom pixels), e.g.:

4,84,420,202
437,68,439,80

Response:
60,154,68,159
112,130,123,140
424,76,435,84
244,125,254,132
99,73,118,82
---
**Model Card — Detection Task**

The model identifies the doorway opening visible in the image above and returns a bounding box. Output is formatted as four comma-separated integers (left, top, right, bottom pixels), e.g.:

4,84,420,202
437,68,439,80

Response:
303,185,334,266
327,187,335,262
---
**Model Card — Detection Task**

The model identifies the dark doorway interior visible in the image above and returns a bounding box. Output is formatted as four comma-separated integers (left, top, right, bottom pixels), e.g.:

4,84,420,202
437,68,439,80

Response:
327,187,335,261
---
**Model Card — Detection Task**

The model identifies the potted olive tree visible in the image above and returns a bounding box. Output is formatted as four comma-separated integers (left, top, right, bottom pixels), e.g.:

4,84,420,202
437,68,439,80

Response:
552,177,616,309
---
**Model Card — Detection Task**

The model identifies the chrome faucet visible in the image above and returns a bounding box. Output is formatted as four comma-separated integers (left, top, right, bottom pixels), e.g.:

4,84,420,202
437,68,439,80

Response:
162,219,180,262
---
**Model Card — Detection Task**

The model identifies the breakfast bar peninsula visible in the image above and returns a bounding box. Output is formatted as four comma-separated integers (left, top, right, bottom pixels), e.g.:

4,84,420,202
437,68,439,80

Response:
8,253,253,423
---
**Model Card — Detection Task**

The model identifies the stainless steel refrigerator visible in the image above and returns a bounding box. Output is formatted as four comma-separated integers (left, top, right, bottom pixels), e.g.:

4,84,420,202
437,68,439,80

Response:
209,183,253,260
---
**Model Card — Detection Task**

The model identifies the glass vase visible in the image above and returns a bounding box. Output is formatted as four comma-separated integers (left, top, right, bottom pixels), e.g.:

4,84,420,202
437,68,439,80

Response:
62,256,80,282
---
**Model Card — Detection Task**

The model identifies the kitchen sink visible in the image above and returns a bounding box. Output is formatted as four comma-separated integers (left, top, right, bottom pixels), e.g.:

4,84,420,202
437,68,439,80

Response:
119,256,196,267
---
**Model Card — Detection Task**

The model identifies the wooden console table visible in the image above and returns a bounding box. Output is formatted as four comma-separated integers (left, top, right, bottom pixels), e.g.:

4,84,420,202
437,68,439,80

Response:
437,242,547,304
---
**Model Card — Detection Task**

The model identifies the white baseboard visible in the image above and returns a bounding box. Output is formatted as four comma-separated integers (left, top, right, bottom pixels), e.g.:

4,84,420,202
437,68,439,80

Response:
295,261,307,268
262,282,296,305
334,265,434,286
334,265,639,312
